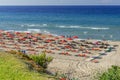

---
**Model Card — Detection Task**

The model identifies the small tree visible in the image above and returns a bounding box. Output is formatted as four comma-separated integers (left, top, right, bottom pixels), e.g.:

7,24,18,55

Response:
31,52,53,68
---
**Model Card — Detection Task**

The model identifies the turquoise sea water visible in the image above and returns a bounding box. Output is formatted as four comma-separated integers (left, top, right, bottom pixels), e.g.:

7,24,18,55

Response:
0,6,120,40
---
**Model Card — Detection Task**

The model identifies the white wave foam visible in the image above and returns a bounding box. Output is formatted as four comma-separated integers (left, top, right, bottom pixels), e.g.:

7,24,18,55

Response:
58,26,66,28
91,27,109,30
27,28,51,34
23,31,31,33
83,31,88,34
21,24,48,27
58,25,80,28
42,24,47,26
27,24,38,27
21,25,24,27
20,24,37,27
27,29,41,33
6,30,15,32
43,30,50,34
69,26,80,28
58,25,109,30
52,34,58,36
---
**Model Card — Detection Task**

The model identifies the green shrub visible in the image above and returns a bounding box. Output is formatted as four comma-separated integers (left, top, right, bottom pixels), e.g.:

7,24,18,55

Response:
8,50,17,54
57,73,79,80
46,56,53,62
99,65,120,80
30,53,53,68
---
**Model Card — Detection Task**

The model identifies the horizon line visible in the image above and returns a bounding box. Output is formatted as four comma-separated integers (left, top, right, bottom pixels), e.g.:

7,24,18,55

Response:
0,4,120,6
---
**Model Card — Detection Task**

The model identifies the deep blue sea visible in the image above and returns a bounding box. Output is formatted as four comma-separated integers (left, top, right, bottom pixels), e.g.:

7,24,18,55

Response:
0,6,120,41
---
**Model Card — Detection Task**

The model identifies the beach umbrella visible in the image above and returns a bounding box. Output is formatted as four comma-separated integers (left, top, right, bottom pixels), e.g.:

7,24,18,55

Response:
45,39,52,43
41,36,46,39
72,36,78,39
61,40,67,43
7,33,14,38
67,38,73,40
54,37,59,40
0,30,4,33
59,35,65,38
15,32,20,34
0,33,2,36
33,33,38,37
32,37,38,42
48,34,53,37
28,35,33,39
9,35,14,38
65,45,71,49
19,37,26,41
24,32,30,35
6,32,10,34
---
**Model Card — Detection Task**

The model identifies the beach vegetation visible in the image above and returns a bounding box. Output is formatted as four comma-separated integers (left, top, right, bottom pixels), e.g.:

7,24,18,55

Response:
8,50,53,70
30,53,53,68
99,65,120,80
8,50,17,54
55,73,79,80
0,51,54,80
8,50,31,60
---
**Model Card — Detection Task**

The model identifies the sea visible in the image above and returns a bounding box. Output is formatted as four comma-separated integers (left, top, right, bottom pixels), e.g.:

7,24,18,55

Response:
0,6,120,41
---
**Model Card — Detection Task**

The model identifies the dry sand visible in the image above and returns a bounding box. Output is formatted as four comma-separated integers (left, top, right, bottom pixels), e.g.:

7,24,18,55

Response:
47,41,120,80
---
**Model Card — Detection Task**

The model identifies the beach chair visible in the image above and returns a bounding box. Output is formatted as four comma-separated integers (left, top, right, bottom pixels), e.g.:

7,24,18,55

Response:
92,55,102,59
99,52,107,55
105,47,112,52
91,59,99,63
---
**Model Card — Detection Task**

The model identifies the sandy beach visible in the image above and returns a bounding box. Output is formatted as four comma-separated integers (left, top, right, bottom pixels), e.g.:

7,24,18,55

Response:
47,41,120,80
0,30,119,80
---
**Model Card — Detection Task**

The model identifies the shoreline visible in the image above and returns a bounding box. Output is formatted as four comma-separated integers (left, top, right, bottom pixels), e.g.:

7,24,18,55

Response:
2,29,120,42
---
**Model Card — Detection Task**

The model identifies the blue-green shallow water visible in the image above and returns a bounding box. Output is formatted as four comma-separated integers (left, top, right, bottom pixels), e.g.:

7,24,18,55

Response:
0,6,120,41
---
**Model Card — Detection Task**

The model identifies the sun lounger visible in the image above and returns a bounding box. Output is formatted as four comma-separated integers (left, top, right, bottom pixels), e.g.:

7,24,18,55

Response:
92,55,102,59
91,59,99,63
